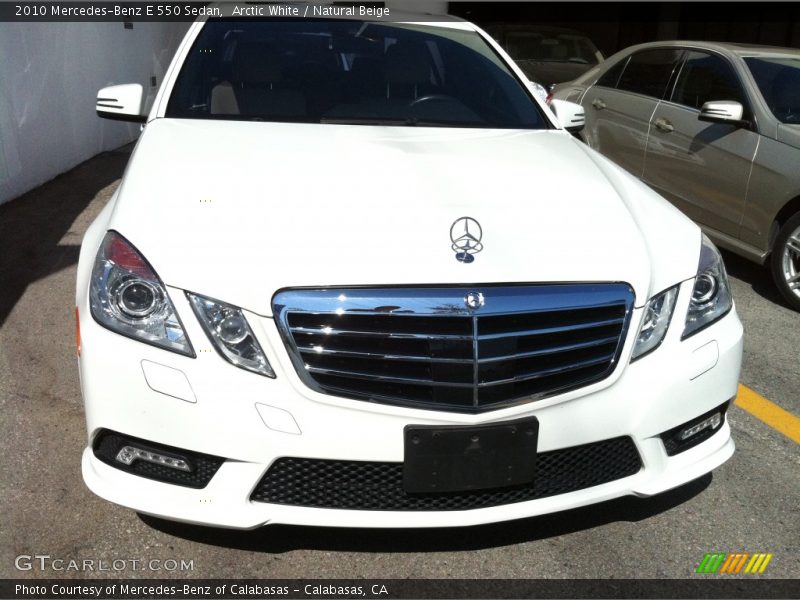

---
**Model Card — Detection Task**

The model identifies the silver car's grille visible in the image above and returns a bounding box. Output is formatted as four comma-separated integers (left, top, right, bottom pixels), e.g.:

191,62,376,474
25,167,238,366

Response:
273,285,635,413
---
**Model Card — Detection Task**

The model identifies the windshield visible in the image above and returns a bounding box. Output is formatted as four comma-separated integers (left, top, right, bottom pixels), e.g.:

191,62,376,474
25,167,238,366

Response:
166,19,549,129
744,56,800,124
505,32,600,64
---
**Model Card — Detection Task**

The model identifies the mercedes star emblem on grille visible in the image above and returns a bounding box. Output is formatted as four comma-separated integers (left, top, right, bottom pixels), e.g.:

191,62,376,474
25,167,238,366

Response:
464,291,485,310
450,217,484,263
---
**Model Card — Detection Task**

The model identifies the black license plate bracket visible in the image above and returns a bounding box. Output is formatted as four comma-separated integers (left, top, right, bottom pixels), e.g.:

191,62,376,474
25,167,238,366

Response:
403,416,539,494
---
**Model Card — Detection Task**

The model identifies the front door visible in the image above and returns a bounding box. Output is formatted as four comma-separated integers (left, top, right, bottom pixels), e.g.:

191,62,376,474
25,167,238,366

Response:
643,50,758,236
582,48,683,177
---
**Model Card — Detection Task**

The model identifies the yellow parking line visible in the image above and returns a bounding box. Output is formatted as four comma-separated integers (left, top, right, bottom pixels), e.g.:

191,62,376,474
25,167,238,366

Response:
735,384,800,444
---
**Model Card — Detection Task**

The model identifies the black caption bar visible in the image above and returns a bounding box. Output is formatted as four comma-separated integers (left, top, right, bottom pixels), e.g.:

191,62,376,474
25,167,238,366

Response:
0,2,401,22
2,579,798,599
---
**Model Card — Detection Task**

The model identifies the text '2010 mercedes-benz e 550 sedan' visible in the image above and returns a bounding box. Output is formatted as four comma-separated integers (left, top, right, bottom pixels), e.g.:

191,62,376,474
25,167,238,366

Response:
77,9,743,529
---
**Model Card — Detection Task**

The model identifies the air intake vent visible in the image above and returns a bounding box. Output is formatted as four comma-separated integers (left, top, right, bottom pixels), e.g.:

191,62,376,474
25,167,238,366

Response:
251,436,642,510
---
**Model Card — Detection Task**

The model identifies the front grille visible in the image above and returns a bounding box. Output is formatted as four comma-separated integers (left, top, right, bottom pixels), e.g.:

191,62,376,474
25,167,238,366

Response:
273,285,634,412
251,436,642,510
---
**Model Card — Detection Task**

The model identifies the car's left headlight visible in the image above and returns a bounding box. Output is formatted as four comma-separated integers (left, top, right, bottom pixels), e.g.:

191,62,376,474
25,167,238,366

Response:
683,234,733,338
89,231,194,357
187,293,275,378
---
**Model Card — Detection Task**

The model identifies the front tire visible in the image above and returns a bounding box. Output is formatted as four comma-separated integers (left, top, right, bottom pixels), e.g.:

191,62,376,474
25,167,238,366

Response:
770,212,800,311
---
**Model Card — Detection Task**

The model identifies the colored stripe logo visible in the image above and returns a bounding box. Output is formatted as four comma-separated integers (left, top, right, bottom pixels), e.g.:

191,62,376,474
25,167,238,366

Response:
696,553,773,574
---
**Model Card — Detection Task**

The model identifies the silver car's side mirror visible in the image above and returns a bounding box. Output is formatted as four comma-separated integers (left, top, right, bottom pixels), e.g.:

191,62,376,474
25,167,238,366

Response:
96,84,146,123
698,101,745,125
549,99,585,133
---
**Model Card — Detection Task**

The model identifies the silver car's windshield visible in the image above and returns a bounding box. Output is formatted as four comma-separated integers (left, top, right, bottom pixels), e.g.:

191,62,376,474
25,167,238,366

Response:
167,19,550,129
506,32,600,65
744,56,800,124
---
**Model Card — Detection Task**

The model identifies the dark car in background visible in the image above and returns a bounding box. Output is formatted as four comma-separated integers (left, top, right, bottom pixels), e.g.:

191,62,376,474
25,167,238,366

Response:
552,41,800,310
487,26,604,89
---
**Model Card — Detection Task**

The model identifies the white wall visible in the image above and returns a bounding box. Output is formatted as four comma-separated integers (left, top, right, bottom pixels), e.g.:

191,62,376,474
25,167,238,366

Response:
0,22,190,205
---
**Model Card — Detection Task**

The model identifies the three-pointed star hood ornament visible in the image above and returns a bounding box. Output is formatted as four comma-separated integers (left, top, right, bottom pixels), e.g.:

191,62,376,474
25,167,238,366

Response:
450,217,483,263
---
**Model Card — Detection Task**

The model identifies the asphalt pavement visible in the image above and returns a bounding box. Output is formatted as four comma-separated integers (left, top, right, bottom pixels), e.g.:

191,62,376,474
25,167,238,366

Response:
0,146,797,583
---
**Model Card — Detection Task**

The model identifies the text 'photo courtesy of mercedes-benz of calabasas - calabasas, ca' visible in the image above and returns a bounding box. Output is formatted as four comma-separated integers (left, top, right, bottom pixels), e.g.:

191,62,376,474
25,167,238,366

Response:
77,7,743,529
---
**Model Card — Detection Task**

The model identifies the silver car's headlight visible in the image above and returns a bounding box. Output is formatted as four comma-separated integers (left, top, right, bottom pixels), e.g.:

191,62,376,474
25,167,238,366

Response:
90,231,194,356
187,293,275,378
683,235,733,338
631,286,679,360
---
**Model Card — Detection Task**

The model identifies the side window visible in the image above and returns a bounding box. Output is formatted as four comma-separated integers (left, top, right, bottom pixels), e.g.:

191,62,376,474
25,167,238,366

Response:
596,56,629,88
616,48,682,99
671,51,746,110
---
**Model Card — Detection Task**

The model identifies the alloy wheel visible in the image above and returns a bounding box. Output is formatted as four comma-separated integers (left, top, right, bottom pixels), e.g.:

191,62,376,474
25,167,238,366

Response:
781,225,800,301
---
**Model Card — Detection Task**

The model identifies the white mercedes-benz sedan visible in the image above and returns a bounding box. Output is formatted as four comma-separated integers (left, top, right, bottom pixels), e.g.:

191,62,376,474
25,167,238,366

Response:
77,11,743,529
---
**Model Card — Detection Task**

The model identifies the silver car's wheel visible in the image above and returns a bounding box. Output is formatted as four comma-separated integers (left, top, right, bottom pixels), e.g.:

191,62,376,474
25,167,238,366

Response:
781,228,800,288
771,213,800,311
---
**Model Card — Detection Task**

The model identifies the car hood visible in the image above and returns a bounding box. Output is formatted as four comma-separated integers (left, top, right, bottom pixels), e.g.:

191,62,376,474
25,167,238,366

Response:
109,119,700,315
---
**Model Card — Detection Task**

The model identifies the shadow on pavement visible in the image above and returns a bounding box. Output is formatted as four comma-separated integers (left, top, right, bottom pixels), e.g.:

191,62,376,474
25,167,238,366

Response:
139,473,712,553
720,249,793,310
0,146,131,326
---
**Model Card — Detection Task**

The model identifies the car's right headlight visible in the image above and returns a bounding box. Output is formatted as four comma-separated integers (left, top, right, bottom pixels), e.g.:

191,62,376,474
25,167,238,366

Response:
631,285,679,361
682,234,733,338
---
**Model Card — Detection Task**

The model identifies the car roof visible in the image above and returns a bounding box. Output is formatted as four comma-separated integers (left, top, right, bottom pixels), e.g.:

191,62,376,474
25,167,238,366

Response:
622,40,800,58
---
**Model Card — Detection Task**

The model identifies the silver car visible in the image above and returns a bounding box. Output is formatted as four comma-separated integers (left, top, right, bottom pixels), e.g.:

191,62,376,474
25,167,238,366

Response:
552,41,800,310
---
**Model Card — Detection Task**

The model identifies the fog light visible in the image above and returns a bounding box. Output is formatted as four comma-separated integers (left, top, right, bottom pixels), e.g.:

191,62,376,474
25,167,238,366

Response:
660,401,730,456
679,412,722,440
93,430,223,488
115,446,192,472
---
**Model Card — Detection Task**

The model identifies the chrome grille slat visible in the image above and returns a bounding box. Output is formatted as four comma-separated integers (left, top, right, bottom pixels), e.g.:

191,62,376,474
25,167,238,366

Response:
477,335,620,363
290,326,473,341
304,366,475,388
477,353,616,387
297,346,474,364
477,317,625,340
274,285,635,413
309,383,473,408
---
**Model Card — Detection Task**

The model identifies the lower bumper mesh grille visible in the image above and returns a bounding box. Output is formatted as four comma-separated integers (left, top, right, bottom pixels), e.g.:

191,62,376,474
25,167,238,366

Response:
251,436,642,511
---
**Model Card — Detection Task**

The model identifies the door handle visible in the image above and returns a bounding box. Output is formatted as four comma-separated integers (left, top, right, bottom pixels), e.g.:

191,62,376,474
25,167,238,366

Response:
591,98,606,110
654,117,674,133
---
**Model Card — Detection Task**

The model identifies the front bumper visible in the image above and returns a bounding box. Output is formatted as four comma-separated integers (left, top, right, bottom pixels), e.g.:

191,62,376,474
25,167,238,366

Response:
78,279,743,529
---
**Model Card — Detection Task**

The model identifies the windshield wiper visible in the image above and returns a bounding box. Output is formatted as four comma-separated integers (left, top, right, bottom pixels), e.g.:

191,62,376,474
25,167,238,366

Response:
320,117,410,126
319,117,454,127
320,116,492,128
